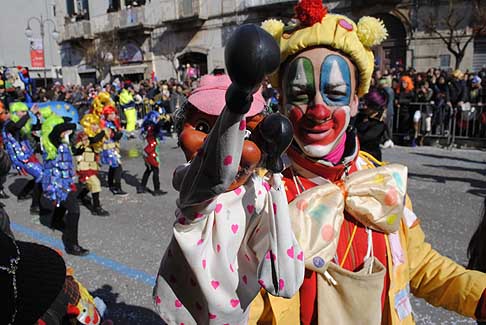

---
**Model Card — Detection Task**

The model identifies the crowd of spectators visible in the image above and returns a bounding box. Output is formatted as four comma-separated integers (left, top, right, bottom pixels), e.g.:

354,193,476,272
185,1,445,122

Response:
364,65,486,147
1,63,486,149
0,70,196,136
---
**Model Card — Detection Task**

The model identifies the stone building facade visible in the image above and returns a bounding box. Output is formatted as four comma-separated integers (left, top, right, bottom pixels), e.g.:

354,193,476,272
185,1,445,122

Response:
56,0,486,85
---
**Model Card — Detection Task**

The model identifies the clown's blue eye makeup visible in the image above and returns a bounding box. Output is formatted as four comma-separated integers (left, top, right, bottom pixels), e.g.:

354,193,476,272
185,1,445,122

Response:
320,55,351,106
285,57,315,104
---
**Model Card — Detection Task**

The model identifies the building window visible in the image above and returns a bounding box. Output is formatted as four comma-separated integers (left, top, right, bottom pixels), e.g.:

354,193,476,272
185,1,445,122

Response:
439,54,451,69
108,0,121,12
125,0,147,8
65,0,89,21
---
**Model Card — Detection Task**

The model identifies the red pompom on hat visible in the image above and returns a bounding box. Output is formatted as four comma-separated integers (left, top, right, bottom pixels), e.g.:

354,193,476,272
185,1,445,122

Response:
294,0,328,27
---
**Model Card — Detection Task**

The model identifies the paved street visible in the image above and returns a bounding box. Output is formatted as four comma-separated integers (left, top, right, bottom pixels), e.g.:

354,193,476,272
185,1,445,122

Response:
6,138,486,325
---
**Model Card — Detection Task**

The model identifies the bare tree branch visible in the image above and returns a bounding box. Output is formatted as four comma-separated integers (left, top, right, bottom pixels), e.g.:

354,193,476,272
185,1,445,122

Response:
425,0,486,69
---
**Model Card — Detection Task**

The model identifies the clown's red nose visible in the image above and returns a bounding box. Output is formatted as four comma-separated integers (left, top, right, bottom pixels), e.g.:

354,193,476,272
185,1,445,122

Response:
306,104,331,122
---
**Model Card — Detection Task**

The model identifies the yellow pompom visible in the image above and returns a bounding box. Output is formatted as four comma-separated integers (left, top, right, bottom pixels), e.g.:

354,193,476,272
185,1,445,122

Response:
357,16,388,48
261,19,285,40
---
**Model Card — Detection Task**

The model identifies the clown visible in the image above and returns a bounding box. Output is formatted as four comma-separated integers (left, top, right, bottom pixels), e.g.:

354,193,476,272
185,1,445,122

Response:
2,101,43,213
74,113,109,216
137,110,168,195
252,0,486,324
39,112,89,256
99,106,126,195
153,25,304,324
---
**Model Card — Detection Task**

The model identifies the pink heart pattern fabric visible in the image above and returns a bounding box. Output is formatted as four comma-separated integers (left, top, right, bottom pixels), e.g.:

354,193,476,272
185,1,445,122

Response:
154,101,304,325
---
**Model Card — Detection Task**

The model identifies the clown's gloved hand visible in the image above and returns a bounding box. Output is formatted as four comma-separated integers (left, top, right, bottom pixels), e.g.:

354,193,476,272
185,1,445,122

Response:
225,24,280,114
251,113,293,173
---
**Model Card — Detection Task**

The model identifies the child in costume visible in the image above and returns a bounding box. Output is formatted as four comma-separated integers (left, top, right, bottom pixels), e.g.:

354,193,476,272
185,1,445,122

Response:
74,113,109,216
153,25,304,324
137,110,168,195
252,0,486,323
100,106,127,195
39,110,89,256
2,101,43,214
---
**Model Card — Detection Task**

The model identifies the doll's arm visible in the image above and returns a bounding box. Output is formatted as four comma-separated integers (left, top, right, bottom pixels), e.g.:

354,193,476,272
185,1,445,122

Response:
247,174,305,298
177,25,280,217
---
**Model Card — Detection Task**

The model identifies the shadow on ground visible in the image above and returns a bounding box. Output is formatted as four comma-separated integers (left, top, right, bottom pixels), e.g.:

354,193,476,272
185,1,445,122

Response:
91,285,162,325
411,152,486,164
409,171,486,197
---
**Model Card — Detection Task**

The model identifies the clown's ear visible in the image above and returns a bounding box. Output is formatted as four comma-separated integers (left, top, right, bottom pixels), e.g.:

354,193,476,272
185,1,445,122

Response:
357,17,388,48
350,94,360,117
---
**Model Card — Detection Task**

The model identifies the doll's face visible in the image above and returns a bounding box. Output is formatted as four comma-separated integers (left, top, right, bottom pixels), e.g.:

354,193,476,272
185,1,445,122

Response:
107,112,116,121
281,47,359,158
180,105,263,190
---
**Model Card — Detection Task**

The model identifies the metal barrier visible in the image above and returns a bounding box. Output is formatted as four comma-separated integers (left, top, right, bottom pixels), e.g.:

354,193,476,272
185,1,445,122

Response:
393,102,486,148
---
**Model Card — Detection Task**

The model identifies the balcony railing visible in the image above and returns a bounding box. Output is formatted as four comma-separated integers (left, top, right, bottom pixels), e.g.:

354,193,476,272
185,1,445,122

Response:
62,20,93,41
91,6,155,34
163,0,207,23
244,0,296,8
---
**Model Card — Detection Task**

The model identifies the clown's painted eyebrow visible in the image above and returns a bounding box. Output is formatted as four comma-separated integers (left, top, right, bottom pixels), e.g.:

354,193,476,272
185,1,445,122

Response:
287,57,315,89
320,55,351,105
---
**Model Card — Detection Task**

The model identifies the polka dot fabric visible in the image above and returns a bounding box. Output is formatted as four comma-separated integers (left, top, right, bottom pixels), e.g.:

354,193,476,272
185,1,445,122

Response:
289,164,408,274
154,107,304,324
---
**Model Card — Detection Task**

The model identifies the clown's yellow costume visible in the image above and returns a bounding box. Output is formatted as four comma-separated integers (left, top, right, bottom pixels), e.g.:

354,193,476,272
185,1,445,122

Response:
249,0,486,324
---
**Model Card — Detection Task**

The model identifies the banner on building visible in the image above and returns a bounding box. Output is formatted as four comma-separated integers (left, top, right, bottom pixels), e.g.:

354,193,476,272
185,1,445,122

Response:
30,38,45,68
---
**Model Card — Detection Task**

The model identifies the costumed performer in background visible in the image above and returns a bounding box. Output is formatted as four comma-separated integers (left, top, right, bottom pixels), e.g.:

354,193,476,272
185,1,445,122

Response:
137,110,168,196
2,102,43,214
100,105,127,195
39,109,89,256
74,113,110,216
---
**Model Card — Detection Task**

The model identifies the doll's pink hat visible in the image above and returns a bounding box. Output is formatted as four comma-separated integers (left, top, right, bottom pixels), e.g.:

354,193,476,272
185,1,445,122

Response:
188,74,266,117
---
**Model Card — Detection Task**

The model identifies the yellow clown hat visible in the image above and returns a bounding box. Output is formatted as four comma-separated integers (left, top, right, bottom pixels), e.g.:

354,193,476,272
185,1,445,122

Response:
262,0,388,97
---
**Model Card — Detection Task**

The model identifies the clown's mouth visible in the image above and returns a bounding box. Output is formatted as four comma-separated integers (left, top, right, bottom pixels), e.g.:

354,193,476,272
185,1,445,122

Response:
301,116,334,133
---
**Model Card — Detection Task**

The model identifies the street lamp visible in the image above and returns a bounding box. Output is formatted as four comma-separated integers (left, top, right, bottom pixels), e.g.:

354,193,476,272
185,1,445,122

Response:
24,15,60,88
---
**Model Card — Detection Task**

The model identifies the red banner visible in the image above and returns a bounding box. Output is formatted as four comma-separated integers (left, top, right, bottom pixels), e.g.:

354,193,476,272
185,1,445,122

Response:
30,39,45,68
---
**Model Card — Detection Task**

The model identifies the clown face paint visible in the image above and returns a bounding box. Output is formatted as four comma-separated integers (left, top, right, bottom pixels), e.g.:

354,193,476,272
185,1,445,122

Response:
282,48,359,159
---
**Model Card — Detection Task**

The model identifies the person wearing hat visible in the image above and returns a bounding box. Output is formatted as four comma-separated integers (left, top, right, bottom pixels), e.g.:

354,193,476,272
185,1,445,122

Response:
99,105,127,195
0,229,66,325
2,102,43,210
74,113,110,216
255,0,486,323
39,110,89,256
469,75,485,106
153,25,304,324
